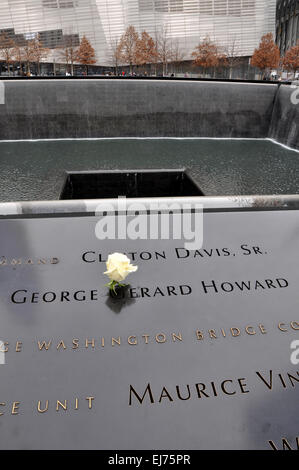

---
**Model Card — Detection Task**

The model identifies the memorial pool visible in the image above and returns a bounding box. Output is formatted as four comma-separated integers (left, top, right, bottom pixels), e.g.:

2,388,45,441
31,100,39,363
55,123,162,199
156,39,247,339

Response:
0,138,298,202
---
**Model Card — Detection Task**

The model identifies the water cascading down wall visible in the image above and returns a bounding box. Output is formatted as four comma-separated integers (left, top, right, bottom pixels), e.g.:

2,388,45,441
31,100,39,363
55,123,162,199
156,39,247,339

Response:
0,80,297,149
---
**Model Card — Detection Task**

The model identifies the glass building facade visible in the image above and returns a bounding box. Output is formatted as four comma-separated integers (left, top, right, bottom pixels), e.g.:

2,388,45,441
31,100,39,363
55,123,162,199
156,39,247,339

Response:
0,0,276,65
276,0,299,54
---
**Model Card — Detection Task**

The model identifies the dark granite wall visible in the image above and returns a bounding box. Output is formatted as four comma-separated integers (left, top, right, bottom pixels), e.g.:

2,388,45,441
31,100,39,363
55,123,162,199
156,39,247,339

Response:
0,80,298,149
0,80,277,140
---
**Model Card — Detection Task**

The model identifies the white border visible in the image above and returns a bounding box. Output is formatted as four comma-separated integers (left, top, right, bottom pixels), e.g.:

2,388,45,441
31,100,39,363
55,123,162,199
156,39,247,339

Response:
0,137,298,153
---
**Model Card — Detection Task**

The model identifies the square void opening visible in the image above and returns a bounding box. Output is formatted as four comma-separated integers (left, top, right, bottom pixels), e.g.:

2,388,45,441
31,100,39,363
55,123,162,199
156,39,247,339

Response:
60,170,204,199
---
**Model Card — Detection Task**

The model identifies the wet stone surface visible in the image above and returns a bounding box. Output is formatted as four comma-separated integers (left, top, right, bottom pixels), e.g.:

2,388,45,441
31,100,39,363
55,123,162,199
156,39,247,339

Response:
0,138,298,202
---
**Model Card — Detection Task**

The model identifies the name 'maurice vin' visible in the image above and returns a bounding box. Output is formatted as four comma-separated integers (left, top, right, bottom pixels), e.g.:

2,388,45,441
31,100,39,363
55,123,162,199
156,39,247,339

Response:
10,277,289,303
129,369,299,406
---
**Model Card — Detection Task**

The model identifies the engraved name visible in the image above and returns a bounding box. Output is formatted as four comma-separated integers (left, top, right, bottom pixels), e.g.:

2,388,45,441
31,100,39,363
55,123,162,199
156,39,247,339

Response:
81,244,268,263
10,277,289,304
129,369,299,406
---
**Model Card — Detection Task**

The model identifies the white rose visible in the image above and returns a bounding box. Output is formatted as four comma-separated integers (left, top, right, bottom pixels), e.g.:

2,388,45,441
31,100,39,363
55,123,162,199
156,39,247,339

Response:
104,253,138,282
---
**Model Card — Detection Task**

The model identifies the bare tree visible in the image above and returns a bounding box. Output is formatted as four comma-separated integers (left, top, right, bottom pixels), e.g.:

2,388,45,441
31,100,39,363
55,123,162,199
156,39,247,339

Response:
225,37,241,79
57,35,79,75
107,37,123,75
156,25,173,76
170,39,185,76
12,43,24,75
0,33,16,76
